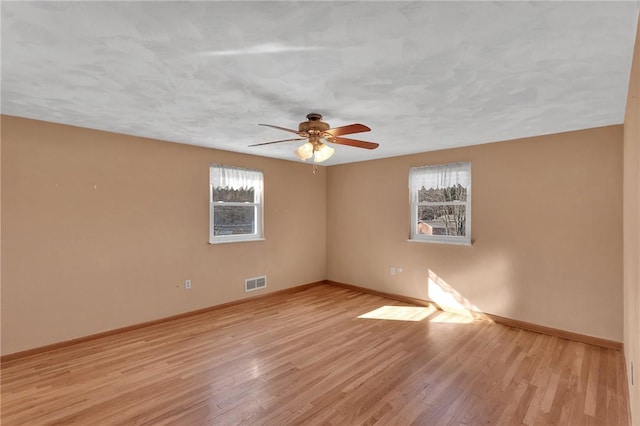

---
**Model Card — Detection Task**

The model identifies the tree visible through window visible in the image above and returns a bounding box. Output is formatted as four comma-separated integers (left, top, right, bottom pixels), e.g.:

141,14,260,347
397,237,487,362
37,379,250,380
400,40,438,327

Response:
409,162,471,245
210,165,263,243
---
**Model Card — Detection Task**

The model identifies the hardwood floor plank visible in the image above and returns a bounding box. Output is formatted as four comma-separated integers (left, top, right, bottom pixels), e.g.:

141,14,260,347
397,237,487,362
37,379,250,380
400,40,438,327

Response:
1,284,631,425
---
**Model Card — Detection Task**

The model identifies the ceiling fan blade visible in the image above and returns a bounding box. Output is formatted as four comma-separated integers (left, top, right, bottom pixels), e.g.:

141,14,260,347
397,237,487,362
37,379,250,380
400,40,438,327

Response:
258,123,303,136
324,123,371,137
331,136,379,150
248,138,306,147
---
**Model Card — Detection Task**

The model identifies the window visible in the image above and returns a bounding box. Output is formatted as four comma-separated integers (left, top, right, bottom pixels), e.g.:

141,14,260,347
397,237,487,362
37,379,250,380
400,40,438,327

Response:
210,165,263,244
409,162,471,245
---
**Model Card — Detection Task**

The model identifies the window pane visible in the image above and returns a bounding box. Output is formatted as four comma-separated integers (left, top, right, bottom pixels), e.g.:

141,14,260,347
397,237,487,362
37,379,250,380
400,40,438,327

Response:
418,184,467,202
417,205,466,236
212,187,255,203
213,205,255,235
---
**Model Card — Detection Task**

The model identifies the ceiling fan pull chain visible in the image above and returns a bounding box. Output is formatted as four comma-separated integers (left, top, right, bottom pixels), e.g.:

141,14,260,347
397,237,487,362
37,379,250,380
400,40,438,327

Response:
313,164,318,175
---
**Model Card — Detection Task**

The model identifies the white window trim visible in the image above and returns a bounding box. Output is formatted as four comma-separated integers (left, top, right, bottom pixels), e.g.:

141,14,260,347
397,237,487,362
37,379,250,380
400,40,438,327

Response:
409,162,472,246
209,164,264,244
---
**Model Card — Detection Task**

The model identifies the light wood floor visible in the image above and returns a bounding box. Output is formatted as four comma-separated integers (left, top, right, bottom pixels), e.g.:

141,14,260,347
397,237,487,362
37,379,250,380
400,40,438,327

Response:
1,284,630,425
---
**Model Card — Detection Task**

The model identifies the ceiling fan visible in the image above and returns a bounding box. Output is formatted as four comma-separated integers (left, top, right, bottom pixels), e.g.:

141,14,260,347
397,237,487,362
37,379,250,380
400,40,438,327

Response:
249,113,379,163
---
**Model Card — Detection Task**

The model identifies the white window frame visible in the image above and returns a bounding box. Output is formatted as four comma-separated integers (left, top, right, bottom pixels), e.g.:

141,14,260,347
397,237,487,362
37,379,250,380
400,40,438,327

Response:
409,162,471,246
209,164,264,244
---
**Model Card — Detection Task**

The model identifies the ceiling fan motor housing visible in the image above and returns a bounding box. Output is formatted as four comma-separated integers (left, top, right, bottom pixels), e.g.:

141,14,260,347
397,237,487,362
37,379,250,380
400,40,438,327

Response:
299,113,330,133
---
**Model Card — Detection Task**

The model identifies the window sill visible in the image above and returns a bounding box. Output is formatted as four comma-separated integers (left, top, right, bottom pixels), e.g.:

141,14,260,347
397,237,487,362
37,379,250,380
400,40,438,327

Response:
407,238,472,246
209,237,265,245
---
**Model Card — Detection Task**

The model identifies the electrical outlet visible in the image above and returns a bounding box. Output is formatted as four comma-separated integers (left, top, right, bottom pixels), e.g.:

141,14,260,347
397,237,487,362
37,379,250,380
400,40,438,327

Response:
390,266,403,275
185,280,191,290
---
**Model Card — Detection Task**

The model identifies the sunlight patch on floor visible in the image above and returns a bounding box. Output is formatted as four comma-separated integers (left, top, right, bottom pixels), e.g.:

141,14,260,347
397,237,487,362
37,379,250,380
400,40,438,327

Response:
429,311,474,324
358,305,437,322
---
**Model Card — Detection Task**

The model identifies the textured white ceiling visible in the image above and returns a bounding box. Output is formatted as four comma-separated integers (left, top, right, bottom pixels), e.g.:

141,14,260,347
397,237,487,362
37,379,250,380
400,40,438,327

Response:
2,1,638,165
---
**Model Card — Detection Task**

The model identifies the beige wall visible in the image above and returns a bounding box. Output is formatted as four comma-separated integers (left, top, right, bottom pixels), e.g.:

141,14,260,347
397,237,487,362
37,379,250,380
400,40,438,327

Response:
327,126,623,342
1,116,326,355
624,12,640,426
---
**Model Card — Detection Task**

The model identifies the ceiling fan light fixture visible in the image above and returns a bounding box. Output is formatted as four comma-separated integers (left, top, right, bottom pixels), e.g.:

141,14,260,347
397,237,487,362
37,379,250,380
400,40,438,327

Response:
313,143,335,163
295,142,314,161
253,113,378,166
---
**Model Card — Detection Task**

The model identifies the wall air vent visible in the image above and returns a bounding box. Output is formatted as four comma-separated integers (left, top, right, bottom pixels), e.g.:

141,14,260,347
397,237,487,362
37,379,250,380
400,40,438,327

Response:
245,276,267,292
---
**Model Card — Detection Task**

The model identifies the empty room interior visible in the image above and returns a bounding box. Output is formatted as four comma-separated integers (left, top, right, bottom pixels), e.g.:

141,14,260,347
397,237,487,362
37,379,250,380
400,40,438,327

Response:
1,2,640,425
